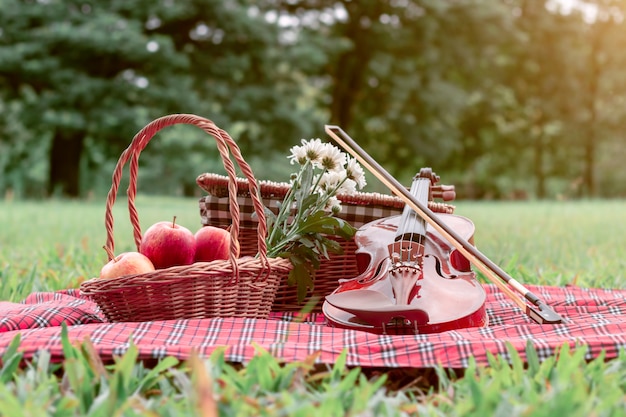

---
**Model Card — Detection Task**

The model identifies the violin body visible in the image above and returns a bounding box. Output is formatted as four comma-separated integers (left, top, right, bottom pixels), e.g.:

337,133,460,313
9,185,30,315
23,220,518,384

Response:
323,212,488,335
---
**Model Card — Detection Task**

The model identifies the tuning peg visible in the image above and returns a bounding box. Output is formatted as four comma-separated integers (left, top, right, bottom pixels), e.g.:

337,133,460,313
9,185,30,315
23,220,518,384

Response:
431,185,456,201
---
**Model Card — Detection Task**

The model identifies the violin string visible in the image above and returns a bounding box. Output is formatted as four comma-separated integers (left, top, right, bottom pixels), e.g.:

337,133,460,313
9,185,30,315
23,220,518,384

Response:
395,176,429,263
412,177,427,250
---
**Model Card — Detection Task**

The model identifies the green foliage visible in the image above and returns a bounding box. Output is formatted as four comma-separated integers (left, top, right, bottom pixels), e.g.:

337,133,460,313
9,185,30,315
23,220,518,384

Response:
0,321,624,416
0,0,332,198
418,343,626,417
0,0,199,196
5,0,626,198
198,347,397,416
0,331,410,416
1,198,626,414
0,326,187,416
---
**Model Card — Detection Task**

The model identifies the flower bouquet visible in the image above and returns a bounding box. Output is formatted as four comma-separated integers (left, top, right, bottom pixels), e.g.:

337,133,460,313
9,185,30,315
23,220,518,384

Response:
264,139,367,302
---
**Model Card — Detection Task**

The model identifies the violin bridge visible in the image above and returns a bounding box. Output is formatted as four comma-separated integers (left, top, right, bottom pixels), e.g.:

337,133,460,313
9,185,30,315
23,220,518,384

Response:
388,241,424,264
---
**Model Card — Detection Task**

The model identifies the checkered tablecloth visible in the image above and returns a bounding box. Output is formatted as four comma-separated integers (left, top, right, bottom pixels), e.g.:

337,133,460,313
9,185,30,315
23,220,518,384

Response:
0,284,624,368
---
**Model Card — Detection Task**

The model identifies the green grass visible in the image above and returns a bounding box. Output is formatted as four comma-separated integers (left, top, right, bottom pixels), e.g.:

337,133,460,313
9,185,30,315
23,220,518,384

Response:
1,197,625,416
0,196,204,301
456,200,626,289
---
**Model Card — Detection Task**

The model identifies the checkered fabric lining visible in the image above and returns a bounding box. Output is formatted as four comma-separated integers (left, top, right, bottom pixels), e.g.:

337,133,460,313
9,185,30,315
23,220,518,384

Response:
0,284,624,369
199,195,403,229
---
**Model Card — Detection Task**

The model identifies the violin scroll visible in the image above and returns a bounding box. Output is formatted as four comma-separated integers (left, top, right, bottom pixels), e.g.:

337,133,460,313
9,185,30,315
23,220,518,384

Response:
410,167,456,203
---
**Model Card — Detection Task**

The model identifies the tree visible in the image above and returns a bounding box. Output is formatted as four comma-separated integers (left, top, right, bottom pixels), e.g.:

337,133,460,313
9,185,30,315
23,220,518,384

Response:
5,0,626,199
0,0,334,197
0,0,200,197
301,0,524,188
574,0,626,197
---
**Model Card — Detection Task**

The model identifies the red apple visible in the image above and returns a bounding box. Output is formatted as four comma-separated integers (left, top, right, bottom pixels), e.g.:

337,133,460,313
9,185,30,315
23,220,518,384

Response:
99,249,155,279
140,216,196,269
194,226,231,262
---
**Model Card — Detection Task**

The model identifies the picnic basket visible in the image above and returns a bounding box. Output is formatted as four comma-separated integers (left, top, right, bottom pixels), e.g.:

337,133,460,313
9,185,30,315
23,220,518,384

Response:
196,172,456,312
80,114,292,322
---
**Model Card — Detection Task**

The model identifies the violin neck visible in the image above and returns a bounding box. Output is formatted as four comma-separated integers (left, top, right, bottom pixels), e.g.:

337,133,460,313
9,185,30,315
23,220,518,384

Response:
395,175,429,243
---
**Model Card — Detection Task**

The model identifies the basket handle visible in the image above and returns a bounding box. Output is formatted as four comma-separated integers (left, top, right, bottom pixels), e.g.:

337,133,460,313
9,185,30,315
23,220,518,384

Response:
103,114,271,277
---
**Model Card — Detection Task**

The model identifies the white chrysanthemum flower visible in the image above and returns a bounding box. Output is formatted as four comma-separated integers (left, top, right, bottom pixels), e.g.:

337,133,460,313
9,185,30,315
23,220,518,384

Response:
338,178,357,196
324,196,342,214
288,138,326,166
318,171,344,193
319,143,346,171
288,143,307,165
304,139,326,167
345,157,367,189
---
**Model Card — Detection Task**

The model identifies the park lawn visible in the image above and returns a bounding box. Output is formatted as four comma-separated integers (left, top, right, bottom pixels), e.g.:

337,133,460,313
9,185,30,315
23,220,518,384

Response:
0,197,625,416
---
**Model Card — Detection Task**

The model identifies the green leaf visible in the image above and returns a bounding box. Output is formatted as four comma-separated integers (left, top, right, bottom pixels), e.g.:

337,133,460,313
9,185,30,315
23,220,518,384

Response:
297,213,356,240
298,236,316,249
316,236,344,257
334,218,357,239
329,350,349,382
60,323,78,361
293,245,321,269
525,340,540,376
299,193,320,214
0,383,26,417
1,333,20,363
297,162,315,201
298,212,336,234
288,261,315,303
135,356,179,394
0,335,22,385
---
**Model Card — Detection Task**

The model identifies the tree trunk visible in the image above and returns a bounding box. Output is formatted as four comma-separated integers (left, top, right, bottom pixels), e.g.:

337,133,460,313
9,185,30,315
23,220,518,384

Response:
329,5,375,128
48,129,84,198
534,130,546,199
330,51,363,128
583,23,604,198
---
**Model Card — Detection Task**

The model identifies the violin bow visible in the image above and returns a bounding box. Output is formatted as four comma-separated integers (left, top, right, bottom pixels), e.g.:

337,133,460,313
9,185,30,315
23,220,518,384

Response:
325,125,563,325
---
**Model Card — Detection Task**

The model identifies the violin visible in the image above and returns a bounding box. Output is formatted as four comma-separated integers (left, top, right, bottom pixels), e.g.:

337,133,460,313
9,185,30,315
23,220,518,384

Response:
323,168,488,334
324,125,563,328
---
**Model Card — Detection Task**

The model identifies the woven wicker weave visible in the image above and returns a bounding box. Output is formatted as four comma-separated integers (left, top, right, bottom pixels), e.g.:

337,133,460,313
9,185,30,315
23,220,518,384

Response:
196,173,455,312
80,114,292,322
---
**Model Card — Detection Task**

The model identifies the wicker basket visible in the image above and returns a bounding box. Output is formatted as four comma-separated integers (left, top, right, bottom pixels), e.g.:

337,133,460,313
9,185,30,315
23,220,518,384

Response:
80,114,292,322
196,173,455,312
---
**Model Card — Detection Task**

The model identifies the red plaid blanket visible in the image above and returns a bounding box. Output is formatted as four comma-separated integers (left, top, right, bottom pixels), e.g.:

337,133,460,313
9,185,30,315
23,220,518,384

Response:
0,284,623,369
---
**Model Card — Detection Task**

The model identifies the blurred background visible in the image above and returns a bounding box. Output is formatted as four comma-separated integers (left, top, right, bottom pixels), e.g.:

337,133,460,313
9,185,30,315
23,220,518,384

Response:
0,0,624,200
